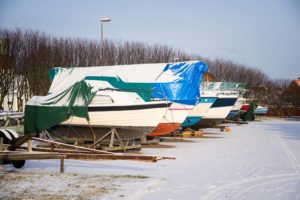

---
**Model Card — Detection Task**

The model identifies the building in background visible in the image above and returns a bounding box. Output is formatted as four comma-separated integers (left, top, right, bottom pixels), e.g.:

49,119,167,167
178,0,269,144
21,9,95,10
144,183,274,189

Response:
1,75,30,112
285,77,300,107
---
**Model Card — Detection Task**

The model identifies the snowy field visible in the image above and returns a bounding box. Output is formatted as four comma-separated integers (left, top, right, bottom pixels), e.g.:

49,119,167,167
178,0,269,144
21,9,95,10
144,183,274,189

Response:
1,118,300,200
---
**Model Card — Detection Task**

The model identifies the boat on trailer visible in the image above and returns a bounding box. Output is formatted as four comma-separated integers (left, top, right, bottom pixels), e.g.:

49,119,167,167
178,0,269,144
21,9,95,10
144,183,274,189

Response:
254,105,268,116
181,96,217,127
188,81,244,128
25,61,208,142
48,89,171,141
190,94,237,129
240,103,250,113
227,97,247,120
148,102,193,137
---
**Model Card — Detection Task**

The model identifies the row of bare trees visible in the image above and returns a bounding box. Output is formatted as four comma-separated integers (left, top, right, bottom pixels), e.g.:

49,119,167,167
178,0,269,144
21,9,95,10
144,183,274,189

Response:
0,28,291,111
204,58,292,107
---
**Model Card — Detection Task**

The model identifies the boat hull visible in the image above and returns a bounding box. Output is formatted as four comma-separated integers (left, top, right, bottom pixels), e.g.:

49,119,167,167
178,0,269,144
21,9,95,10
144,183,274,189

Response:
148,103,193,137
192,97,237,129
49,102,171,140
227,110,239,120
227,98,247,120
148,122,181,137
240,104,250,113
254,106,268,115
49,125,155,141
181,97,216,127
232,98,246,111
191,118,224,129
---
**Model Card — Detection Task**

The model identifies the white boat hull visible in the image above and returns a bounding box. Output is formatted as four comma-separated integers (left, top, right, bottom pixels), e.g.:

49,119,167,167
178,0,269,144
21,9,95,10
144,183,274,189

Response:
189,99,215,117
160,103,193,124
191,96,237,128
231,98,247,111
204,105,233,119
148,103,193,136
50,102,171,140
181,97,217,127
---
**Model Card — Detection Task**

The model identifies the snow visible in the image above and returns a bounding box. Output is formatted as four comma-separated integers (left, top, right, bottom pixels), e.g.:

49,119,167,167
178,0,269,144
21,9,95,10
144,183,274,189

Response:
2,118,300,199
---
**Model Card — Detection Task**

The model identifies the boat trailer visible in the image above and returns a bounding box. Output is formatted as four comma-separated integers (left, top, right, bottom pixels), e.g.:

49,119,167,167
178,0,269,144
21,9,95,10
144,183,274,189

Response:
0,129,175,173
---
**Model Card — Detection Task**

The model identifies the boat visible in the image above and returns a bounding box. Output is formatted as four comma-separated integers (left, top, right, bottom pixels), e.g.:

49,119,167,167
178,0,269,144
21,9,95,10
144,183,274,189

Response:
240,103,250,113
25,61,208,139
49,89,171,140
254,105,268,115
148,102,193,136
227,97,247,120
199,81,248,122
190,94,238,129
185,82,239,128
79,61,208,137
181,96,217,127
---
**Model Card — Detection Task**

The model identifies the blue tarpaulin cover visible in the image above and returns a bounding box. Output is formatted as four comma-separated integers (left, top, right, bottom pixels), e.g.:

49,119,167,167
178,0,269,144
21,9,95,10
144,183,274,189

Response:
152,61,208,105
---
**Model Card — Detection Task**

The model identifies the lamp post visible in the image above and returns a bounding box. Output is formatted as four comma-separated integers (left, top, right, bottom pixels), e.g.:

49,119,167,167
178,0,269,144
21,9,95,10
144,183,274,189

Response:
100,18,111,65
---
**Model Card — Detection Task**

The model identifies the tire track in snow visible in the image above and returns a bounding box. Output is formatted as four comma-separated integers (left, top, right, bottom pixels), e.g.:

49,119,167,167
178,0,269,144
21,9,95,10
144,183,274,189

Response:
276,135,300,174
201,173,298,200
270,134,282,150
233,175,300,200
202,134,300,200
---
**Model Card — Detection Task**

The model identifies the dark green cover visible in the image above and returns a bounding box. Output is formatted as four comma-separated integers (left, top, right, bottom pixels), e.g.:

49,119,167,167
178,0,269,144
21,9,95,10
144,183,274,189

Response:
24,81,95,135
240,102,257,121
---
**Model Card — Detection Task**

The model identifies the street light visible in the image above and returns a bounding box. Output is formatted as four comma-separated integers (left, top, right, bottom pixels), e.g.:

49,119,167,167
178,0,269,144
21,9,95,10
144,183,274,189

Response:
100,18,111,42
100,17,111,65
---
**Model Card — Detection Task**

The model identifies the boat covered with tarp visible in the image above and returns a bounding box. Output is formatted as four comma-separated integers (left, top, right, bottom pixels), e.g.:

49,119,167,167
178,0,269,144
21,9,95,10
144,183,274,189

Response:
24,61,207,140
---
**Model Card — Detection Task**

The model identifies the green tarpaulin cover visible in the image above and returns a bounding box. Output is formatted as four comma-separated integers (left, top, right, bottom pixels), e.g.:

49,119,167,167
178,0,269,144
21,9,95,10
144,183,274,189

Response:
24,81,95,135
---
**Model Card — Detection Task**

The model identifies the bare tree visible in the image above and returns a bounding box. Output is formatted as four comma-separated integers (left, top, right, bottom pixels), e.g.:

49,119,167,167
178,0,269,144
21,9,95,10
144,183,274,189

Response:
0,28,291,113
0,30,16,109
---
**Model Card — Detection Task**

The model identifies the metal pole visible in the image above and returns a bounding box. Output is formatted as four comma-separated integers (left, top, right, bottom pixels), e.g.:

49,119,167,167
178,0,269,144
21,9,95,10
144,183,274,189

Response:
100,22,103,65
101,22,103,43
99,18,111,65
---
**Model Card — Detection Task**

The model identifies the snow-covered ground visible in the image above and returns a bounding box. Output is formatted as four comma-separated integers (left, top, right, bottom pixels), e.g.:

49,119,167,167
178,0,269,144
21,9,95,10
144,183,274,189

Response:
1,118,300,200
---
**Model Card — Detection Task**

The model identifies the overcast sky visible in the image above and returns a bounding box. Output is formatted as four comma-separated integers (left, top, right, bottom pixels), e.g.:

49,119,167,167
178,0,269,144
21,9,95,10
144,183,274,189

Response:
0,0,299,80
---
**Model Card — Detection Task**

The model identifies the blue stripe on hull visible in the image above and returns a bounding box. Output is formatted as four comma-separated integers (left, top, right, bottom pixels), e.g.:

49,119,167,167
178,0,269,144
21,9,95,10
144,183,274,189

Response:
212,98,237,108
181,116,202,127
227,110,238,119
199,97,217,103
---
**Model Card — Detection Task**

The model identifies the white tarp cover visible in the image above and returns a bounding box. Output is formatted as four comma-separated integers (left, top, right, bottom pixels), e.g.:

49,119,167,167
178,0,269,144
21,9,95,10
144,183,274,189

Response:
49,61,201,93
48,61,208,105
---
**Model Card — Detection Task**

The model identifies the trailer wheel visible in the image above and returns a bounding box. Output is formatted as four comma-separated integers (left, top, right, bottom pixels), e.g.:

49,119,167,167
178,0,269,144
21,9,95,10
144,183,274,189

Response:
12,160,26,168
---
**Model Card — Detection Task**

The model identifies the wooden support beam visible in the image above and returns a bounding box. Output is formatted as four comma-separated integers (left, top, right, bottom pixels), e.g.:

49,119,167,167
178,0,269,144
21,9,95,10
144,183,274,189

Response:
28,139,32,152
87,121,96,149
89,129,113,149
31,137,113,155
20,146,97,154
113,129,126,152
0,151,60,161
109,130,115,147
9,135,32,150
62,153,175,162
101,144,141,152
60,155,65,173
